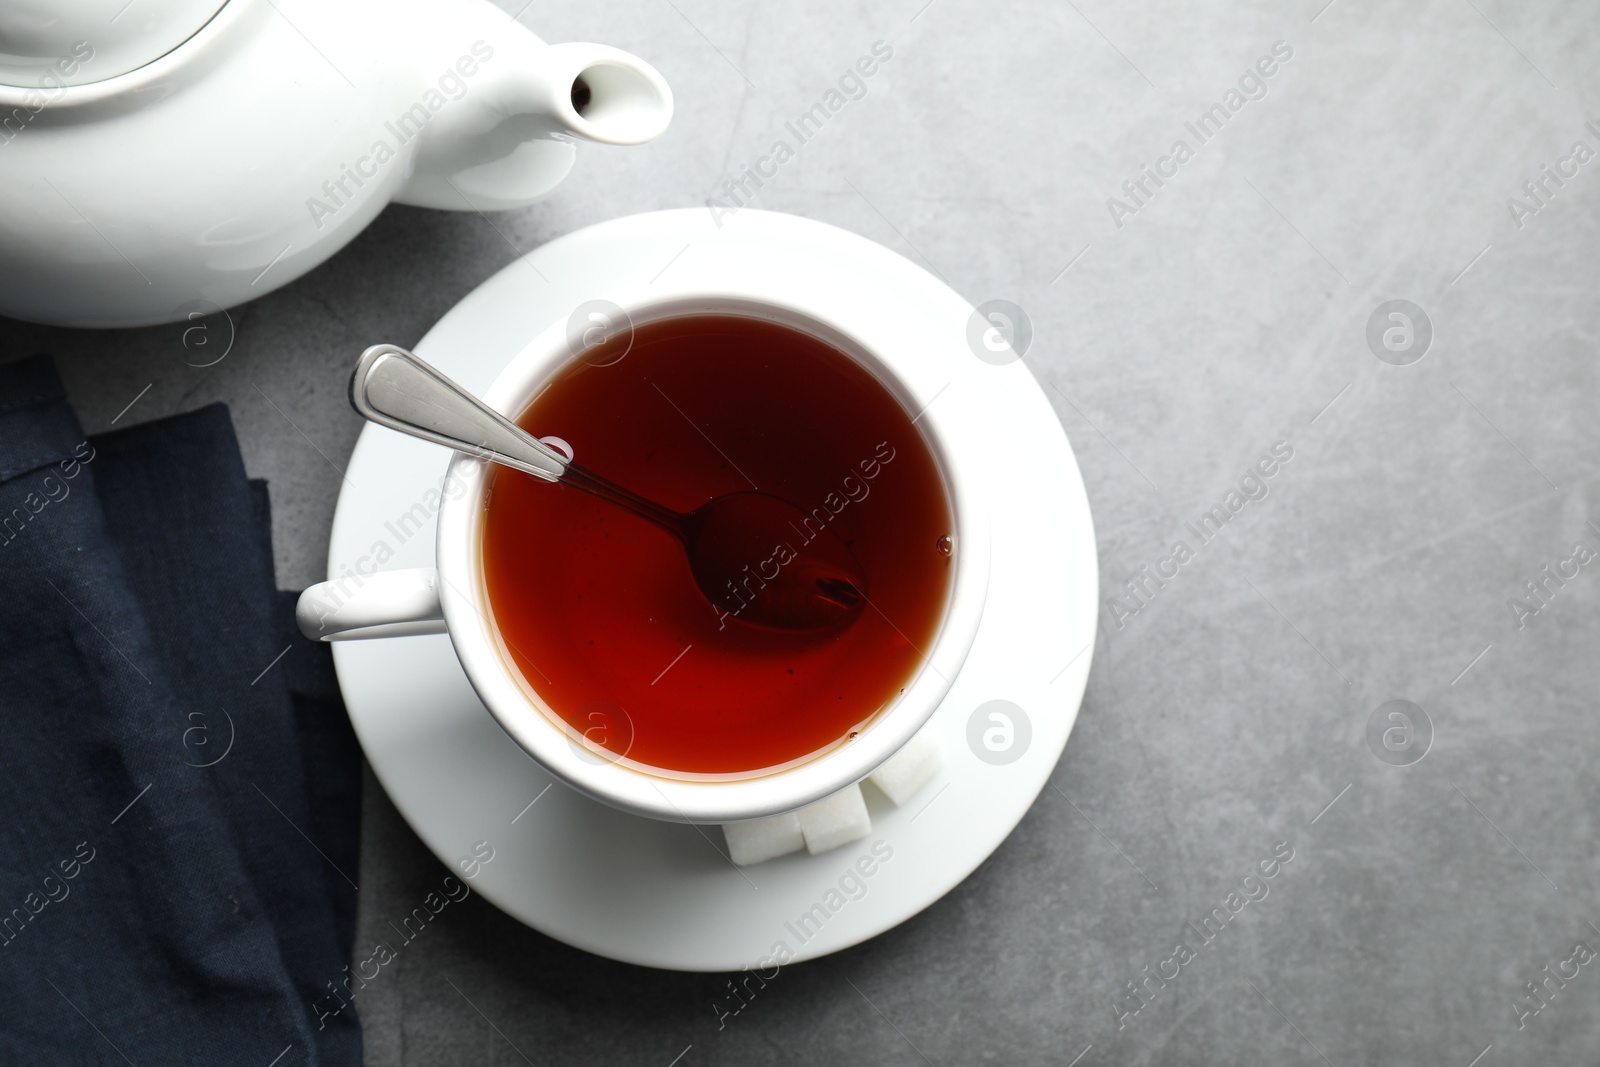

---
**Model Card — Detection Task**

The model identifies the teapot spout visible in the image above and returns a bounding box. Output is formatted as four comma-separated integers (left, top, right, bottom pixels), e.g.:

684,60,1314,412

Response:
395,40,672,212
543,42,675,147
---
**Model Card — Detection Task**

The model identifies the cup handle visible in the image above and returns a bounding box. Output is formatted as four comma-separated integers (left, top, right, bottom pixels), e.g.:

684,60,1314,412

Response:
296,568,447,641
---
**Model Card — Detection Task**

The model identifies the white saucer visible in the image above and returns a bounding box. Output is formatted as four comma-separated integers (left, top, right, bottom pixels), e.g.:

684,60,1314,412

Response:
326,208,1097,972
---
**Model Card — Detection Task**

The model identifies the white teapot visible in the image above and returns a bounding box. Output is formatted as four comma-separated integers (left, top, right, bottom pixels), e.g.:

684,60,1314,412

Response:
0,0,672,327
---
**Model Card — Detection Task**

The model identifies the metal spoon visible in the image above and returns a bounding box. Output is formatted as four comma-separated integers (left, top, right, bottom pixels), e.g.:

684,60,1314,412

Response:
349,344,867,632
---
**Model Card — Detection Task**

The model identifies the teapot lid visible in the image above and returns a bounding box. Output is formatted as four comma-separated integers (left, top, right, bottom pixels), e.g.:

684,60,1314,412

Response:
0,0,228,87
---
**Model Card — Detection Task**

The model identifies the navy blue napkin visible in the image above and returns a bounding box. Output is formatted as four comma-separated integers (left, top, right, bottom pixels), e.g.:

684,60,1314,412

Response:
0,356,361,1066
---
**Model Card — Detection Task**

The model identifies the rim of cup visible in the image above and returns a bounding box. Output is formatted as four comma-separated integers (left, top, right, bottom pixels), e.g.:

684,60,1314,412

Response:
435,291,991,824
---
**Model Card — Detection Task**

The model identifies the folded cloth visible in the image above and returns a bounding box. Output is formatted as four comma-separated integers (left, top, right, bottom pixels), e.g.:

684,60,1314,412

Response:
0,356,361,1066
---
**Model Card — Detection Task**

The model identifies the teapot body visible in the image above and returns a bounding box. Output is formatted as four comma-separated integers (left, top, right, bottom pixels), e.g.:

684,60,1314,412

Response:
0,0,670,327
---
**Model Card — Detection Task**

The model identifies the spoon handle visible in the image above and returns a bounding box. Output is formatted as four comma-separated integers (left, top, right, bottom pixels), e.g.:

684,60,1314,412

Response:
350,344,569,482
349,344,688,538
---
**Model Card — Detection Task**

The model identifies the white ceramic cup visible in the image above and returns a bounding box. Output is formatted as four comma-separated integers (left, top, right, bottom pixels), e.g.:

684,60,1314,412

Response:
296,293,989,824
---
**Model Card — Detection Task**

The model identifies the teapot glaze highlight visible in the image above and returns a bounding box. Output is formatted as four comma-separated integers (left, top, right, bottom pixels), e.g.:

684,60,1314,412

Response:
0,0,672,327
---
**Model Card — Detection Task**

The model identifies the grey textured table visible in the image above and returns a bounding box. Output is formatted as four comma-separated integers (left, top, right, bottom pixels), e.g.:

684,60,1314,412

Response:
13,0,1600,1062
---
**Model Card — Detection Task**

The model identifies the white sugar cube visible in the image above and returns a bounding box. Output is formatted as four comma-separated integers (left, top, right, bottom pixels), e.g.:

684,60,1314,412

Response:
797,784,872,855
722,811,804,866
867,731,943,806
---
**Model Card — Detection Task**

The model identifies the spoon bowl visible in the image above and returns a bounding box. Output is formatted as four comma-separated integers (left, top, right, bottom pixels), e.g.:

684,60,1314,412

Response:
684,490,865,631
